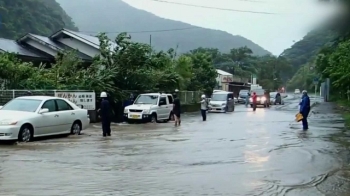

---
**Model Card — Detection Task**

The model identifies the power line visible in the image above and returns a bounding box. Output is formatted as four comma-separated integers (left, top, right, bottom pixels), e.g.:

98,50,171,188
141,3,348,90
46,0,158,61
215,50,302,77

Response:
145,0,277,14
79,27,201,34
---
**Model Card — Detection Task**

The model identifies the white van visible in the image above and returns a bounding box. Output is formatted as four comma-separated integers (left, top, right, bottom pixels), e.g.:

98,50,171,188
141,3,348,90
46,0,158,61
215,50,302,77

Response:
208,91,235,113
124,93,173,123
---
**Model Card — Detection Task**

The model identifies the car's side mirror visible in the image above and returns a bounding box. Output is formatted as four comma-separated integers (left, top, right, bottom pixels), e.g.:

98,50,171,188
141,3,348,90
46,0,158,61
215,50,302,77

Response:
0,106,2,109
39,108,49,114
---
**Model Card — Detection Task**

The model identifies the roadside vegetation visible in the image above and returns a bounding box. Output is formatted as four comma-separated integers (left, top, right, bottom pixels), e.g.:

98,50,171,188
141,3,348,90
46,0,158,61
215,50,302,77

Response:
0,32,291,101
311,0,350,126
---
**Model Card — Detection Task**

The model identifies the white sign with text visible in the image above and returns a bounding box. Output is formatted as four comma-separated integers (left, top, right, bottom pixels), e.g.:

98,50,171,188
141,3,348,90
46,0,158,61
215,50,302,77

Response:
54,92,96,110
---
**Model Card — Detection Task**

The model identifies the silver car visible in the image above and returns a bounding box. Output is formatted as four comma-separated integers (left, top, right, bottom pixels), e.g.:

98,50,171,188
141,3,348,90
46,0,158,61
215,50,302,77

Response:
0,96,90,142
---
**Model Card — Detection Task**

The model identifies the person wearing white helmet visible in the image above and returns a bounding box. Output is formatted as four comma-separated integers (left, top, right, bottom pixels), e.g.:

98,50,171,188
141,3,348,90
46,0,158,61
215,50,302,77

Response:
200,94,208,121
299,90,310,130
99,92,111,136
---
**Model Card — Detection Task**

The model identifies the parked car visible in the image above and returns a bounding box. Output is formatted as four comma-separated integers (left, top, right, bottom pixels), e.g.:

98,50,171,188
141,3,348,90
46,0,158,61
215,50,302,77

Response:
208,91,235,113
238,89,249,104
124,93,173,123
294,89,301,94
249,89,270,108
0,96,90,142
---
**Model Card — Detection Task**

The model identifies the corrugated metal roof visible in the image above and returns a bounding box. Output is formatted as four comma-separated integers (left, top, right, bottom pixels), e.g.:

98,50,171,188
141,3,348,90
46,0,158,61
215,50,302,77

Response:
29,34,92,60
216,69,232,76
63,29,118,51
0,38,45,58
64,29,100,47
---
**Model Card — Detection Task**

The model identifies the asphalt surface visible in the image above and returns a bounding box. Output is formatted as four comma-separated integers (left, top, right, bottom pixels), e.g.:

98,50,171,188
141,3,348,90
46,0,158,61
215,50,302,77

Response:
0,94,349,196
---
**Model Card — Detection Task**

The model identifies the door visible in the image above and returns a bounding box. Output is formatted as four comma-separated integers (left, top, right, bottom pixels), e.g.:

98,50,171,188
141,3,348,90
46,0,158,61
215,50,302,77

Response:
36,100,60,136
55,99,74,133
227,93,234,112
158,96,168,119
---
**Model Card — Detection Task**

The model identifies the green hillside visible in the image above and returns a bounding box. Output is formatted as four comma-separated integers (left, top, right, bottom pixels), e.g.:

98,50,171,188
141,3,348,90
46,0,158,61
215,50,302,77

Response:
0,0,77,39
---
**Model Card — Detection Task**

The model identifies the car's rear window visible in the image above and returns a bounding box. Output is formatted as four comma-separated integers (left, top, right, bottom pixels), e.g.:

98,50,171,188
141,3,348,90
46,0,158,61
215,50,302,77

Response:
253,90,265,95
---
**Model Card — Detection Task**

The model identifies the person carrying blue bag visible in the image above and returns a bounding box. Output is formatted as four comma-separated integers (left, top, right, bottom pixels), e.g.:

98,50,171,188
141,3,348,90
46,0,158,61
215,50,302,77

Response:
299,90,311,130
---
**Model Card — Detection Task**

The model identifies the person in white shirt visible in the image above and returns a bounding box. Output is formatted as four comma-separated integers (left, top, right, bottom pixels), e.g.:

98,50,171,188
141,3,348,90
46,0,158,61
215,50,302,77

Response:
200,94,208,121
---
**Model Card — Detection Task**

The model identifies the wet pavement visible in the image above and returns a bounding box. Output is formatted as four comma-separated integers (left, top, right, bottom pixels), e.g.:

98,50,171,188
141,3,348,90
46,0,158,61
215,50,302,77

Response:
0,95,349,195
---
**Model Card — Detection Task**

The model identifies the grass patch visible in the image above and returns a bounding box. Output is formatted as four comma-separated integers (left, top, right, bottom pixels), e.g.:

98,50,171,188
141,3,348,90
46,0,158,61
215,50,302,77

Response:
335,99,350,128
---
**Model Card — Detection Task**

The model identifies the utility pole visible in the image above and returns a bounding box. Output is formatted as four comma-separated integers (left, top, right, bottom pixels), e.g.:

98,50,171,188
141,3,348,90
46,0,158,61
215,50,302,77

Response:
149,34,152,47
149,34,152,57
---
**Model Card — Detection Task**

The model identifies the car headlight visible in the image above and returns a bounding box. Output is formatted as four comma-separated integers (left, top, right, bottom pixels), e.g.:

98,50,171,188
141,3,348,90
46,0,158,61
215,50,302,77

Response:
0,120,17,125
143,109,150,114
124,109,128,113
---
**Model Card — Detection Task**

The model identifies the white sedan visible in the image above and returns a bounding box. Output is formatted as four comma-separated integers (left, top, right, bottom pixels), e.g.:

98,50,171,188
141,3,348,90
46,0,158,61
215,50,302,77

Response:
0,96,90,142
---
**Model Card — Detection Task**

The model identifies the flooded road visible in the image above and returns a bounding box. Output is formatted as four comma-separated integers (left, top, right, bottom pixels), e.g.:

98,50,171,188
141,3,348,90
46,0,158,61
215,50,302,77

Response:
0,95,349,196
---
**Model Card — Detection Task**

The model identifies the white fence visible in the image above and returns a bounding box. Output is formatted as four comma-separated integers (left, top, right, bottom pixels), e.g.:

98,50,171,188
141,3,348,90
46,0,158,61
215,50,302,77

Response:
0,90,95,110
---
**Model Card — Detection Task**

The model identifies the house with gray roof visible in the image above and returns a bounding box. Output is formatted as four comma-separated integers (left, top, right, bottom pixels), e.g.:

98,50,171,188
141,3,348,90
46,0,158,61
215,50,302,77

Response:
0,28,116,65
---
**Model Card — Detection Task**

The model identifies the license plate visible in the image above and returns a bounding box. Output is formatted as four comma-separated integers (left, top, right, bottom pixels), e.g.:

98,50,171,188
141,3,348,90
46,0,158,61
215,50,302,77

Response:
130,115,140,119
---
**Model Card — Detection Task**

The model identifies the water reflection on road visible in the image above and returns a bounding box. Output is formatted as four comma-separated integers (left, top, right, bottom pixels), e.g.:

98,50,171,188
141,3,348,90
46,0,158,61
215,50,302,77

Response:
0,97,348,195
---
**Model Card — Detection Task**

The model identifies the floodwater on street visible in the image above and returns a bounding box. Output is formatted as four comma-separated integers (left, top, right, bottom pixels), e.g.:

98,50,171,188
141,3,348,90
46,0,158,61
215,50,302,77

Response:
0,95,349,196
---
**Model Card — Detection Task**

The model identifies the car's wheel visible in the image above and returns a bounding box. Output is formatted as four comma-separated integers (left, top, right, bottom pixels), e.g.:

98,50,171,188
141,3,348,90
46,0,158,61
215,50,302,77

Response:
151,113,157,123
18,124,33,142
71,121,82,135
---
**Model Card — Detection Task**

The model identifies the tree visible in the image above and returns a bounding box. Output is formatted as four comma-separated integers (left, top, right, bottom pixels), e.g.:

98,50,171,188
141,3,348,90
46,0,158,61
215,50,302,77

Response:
321,40,350,96
186,50,217,95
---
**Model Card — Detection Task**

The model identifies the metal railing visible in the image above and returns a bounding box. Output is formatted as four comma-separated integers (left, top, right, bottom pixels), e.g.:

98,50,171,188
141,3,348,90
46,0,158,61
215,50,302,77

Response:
177,91,201,104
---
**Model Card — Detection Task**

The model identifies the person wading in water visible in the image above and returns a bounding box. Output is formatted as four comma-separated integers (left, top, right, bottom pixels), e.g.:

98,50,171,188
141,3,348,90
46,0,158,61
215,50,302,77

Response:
172,93,181,126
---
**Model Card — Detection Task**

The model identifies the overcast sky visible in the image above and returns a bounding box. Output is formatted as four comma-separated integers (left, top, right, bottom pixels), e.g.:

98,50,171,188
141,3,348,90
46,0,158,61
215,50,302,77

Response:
123,0,337,55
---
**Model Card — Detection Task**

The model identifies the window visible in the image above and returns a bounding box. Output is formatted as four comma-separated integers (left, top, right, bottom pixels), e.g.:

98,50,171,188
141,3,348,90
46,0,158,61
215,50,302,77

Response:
42,100,57,112
159,97,167,105
1,99,42,112
167,95,173,104
134,95,159,105
211,94,227,101
56,99,72,111
253,90,265,96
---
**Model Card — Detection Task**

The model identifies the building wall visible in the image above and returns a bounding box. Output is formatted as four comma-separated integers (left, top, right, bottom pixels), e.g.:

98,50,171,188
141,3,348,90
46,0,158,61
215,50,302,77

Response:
57,38,100,57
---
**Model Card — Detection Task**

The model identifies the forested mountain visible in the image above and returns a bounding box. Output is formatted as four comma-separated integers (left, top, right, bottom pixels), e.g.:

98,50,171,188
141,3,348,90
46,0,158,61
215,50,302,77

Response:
55,0,271,55
280,28,337,90
0,0,77,40
280,29,335,70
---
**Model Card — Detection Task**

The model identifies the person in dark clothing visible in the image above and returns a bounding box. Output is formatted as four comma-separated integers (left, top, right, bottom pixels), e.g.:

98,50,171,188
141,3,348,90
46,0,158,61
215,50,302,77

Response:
99,92,111,137
173,94,181,126
299,90,311,130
